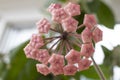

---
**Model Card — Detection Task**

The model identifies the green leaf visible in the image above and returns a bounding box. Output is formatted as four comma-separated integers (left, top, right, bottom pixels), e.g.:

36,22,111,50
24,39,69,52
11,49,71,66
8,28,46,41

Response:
3,41,41,80
74,11,85,26
101,46,113,66
96,1,115,28
76,65,110,80
87,0,100,13
112,45,120,67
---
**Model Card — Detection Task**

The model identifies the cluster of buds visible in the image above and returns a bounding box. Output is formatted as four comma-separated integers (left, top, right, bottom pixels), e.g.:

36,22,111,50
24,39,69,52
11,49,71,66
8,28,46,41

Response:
24,2,103,76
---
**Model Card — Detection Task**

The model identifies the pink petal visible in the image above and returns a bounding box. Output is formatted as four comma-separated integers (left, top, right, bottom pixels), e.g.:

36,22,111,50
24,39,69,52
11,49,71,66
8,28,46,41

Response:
24,44,33,58
83,14,97,29
64,2,80,16
47,3,61,13
62,17,78,32
52,8,68,23
30,34,44,49
36,18,51,33
49,65,63,75
78,58,92,71
81,28,92,43
36,49,50,64
92,27,103,43
65,49,81,64
36,64,50,76
63,64,77,75
80,43,94,58
48,54,64,67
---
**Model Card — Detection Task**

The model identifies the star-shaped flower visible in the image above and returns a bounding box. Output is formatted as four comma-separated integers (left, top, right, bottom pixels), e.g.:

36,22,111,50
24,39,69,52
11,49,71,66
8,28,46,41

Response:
52,8,68,23
83,14,97,29
81,27,92,43
30,34,44,49
92,27,103,43
80,43,95,58
47,3,61,13
48,54,64,66
64,2,80,16
49,65,63,75
36,49,50,64
62,17,78,32
65,49,81,64
78,58,92,71
24,44,33,58
36,18,51,33
36,64,50,76
63,64,77,75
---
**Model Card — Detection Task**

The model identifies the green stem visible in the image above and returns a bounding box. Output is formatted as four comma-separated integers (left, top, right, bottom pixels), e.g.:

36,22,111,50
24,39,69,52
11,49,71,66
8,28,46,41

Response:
50,28,60,33
91,56,106,80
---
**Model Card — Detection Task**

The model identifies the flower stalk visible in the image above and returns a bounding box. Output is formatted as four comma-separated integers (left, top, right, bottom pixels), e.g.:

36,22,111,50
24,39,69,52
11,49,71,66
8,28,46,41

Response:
91,56,106,80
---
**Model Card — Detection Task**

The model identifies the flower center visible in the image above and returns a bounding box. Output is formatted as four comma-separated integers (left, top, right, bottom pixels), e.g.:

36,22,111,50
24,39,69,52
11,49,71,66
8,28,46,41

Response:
61,31,68,40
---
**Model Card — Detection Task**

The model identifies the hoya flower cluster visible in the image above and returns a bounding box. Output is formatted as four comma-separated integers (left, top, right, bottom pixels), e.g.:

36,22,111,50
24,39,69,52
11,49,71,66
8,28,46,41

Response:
24,2,103,76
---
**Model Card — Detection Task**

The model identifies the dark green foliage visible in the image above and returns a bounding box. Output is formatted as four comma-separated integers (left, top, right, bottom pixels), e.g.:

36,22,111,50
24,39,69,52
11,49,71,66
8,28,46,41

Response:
96,1,115,28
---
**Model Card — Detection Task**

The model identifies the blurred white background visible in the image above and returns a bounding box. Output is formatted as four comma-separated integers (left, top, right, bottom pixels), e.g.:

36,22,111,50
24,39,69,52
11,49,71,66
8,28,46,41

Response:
0,0,120,80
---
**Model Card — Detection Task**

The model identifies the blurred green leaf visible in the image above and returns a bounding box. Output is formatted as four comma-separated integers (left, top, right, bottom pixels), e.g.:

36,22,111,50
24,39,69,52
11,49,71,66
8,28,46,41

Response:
3,41,41,80
112,45,120,67
101,46,113,67
2,41,57,80
87,0,100,13
76,65,110,80
96,1,115,28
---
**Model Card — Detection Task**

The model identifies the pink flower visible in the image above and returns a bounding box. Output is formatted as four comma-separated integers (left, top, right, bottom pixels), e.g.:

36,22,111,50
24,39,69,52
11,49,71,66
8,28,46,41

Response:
63,64,77,75
36,18,51,33
64,2,80,16
80,43,94,58
52,8,68,23
24,44,33,58
48,54,64,66
62,17,78,32
81,28,92,43
36,49,50,64
83,14,97,29
92,27,103,43
30,34,44,49
47,3,61,13
49,65,63,75
65,49,81,64
30,48,39,59
78,58,92,71
36,64,50,76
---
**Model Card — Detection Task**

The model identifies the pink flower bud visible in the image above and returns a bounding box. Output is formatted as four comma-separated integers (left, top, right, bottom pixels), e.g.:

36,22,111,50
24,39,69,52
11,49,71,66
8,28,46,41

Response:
48,54,64,67
63,64,77,75
36,64,50,76
47,3,61,13
81,28,92,43
52,8,68,23
81,43,94,58
64,2,80,16
83,14,97,29
49,65,63,75
92,27,103,43
36,18,51,33
78,58,92,71
62,17,78,32
30,34,44,49
65,49,81,64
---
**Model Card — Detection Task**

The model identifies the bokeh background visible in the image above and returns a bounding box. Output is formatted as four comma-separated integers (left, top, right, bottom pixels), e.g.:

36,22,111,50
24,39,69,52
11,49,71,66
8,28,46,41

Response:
0,0,120,80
